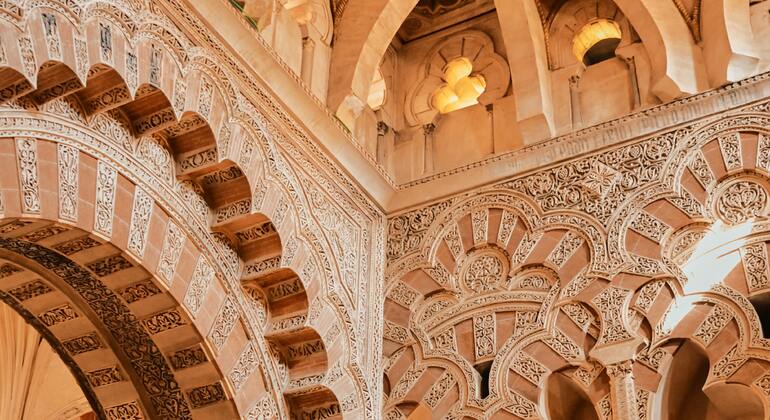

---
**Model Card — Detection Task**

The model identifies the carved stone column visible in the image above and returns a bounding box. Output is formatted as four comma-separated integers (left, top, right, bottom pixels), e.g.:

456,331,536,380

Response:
624,56,641,109
569,74,582,130
376,121,389,165
300,36,315,86
422,123,436,175
606,360,638,420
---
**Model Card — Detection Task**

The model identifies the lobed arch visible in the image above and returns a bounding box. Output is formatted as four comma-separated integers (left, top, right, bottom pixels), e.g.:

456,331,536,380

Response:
592,114,770,417
0,12,362,417
383,191,613,417
0,114,354,418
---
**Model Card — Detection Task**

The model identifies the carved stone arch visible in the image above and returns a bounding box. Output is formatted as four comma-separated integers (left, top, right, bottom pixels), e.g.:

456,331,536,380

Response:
383,345,471,418
253,143,364,334
135,18,191,71
236,201,356,419
188,53,239,112
406,365,464,417
606,118,770,285
23,0,82,26
600,118,770,284
420,190,544,260
0,134,262,418
652,336,766,420
629,277,677,342
384,190,610,416
81,0,139,39
0,115,288,418
666,113,770,186
492,310,597,420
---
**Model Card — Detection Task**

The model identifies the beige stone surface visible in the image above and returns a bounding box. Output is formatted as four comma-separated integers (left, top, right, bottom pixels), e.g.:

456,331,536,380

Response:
0,0,769,419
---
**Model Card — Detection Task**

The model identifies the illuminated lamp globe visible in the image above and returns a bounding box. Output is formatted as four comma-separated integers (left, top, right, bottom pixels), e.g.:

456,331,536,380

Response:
572,19,622,66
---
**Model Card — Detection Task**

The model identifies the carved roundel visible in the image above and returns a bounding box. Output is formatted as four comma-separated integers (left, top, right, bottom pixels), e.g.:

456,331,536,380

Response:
713,178,769,225
460,249,509,293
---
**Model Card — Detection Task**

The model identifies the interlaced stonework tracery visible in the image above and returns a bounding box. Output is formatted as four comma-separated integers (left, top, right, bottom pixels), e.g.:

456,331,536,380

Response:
2,0,770,419
385,106,770,418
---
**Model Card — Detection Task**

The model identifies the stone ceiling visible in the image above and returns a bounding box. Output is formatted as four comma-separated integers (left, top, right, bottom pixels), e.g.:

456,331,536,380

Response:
396,0,496,42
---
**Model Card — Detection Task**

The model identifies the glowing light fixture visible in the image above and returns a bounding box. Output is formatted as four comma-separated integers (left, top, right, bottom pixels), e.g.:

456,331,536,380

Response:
572,19,622,65
431,57,486,114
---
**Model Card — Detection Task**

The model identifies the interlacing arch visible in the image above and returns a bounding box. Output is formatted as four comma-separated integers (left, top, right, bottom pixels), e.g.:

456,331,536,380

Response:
384,191,616,418
385,109,770,418
595,114,770,419
0,0,378,418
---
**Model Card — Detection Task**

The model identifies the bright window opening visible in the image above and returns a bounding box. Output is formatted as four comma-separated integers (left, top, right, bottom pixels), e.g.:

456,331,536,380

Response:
431,57,486,114
572,19,622,65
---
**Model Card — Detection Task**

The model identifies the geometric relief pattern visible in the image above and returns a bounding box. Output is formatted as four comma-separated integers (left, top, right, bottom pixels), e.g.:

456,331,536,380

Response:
118,280,162,304
694,304,732,346
718,133,742,171
187,382,226,409
634,280,665,313
592,286,633,344
433,327,457,352
38,303,79,326
208,296,239,352
15,138,40,214
504,390,539,418
57,144,79,221
754,372,770,397
184,256,214,317
384,320,409,344
512,232,542,266
387,281,418,308
597,395,612,420
497,210,517,245
390,366,425,401
229,342,259,392
444,225,463,260
547,231,583,267
542,327,583,361
142,309,186,334
742,243,770,292
758,134,770,172
636,388,651,420
473,313,495,359
510,351,548,385
105,402,144,420
689,150,714,189
157,221,184,285
712,345,747,380
127,187,153,257
169,345,209,370
86,366,124,388
471,209,488,244
424,371,455,408
7,279,52,301
94,161,118,237
630,212,667,242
